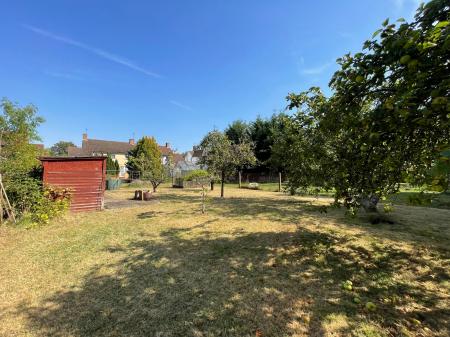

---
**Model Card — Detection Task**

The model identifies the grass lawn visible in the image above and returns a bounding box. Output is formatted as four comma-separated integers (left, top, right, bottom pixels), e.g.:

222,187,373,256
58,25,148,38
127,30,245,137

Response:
0,187,449,337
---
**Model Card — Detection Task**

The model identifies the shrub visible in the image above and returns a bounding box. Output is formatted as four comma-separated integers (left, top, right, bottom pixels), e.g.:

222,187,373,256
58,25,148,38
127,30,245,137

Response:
4,172,43,216
407,192,432,206
30,185,71,226
183,169,210,181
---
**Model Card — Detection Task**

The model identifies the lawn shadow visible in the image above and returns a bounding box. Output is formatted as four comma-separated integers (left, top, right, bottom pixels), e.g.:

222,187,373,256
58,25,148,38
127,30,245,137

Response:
18,226,449,336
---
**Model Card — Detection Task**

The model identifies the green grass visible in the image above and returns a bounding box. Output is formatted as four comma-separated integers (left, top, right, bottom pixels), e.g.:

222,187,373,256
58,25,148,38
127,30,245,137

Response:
231,182,450,209
0,186,449,336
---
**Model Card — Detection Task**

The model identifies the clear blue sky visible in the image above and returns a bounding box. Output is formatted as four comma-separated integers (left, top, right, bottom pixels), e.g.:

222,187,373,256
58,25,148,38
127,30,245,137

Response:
0,0,421,152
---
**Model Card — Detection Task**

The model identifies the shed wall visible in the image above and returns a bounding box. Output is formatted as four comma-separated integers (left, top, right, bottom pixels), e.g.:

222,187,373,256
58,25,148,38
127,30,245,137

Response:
42,159,106,212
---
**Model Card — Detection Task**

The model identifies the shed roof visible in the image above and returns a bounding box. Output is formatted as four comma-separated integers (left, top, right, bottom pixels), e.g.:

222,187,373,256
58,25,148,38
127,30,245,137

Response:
40,156,107,162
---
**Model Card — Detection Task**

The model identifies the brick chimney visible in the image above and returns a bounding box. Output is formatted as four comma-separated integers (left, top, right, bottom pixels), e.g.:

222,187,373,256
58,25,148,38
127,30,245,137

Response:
82,133,88,141
129,138,135,146
165,142,170,148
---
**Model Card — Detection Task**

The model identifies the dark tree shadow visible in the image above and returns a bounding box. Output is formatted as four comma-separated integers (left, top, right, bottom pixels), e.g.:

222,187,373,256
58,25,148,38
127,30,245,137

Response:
18,226,449,337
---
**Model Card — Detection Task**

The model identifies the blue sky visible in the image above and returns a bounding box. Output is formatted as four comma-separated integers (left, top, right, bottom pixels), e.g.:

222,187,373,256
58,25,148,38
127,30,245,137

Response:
0,0,421,152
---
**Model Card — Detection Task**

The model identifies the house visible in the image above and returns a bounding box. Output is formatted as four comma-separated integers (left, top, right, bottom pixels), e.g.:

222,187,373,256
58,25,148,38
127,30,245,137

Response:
173,146,204,178
68,133,174,178
183,146,204,165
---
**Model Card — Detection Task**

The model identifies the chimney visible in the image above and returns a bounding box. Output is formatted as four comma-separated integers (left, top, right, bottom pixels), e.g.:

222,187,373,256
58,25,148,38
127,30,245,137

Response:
82,133,88,141
165,142,170,148
129,138,135,146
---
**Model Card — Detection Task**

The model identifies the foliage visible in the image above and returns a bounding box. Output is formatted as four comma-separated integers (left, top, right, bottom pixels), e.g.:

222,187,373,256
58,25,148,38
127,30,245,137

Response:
49,141,75,156
183,169,210,181
4,171,43,215
281,0,450,213
106,155,120,176
224,114,289,173
127,136,165,192
29,185,71,226
0,98,44,175
0,99,45,217
199,130,256,197
224,120,250,144
427,148,450,193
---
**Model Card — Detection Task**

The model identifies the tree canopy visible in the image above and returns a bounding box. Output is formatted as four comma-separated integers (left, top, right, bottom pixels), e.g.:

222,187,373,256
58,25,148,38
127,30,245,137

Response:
0,98,45,215
50,141,75,156
127,136,165,192
280,0,449,213
199,130,255,197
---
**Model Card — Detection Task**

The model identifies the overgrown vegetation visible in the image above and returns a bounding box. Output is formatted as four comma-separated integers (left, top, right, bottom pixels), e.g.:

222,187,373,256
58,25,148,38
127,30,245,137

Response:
1,99,69,226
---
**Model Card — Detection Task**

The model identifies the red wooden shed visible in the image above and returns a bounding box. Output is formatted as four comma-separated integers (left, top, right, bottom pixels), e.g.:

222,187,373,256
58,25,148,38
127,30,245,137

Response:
40,156,107,212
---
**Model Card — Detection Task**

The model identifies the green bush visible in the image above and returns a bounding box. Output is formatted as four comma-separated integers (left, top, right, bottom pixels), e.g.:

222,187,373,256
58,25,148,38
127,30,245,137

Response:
4,172,43,216
183,169,210,181
30,185,71,226
407,192,432,206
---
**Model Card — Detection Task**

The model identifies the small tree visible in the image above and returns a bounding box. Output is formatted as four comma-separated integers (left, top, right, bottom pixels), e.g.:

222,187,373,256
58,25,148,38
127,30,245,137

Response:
50,141,75,156
127,136,165,192
106,155,120,177
199,131,255,197
234,141,257,188
0,99,45,215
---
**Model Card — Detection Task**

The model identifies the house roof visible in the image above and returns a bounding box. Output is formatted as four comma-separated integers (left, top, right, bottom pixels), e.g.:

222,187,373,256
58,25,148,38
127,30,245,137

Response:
82,139,133,155
67,146,85,156
67,137,173,156
173,153,184,164
193,149,204,158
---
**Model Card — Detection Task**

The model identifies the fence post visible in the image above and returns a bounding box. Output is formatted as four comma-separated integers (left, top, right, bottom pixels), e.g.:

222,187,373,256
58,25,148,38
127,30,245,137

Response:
278,172,282,192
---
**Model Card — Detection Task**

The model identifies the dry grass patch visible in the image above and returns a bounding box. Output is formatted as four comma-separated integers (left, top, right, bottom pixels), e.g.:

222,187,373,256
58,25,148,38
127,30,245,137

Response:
0,186,449,337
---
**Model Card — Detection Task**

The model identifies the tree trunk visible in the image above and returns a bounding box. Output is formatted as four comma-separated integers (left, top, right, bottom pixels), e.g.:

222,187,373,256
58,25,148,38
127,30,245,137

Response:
221,171,225,198
211,181,214,191
278,172,282,192
238,171,242,189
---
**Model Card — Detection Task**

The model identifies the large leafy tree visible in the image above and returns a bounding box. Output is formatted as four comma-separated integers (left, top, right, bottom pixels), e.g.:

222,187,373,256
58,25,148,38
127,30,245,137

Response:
284,0,449,213
274,89,333,195
127,136,165,192
225,120,250,145
249,117,274,167
50,141,75,156
199,130,255,197
0,98,45,214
